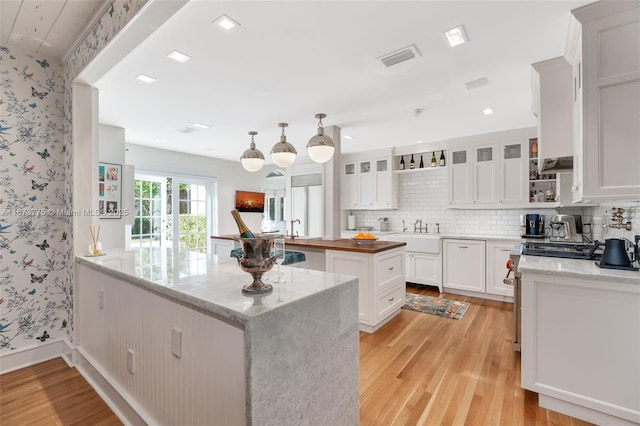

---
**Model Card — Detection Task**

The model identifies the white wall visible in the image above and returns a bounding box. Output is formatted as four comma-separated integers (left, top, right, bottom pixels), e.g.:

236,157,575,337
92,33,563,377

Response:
125,144,275,235
98,124,133,249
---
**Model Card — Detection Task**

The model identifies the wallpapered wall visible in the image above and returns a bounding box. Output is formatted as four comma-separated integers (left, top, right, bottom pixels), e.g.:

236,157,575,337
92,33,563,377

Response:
0,0,147,353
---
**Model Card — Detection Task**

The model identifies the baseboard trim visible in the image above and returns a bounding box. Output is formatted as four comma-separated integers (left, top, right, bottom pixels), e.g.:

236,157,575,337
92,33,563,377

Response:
539,394,639,426
74,347,151,426
0,339,74,374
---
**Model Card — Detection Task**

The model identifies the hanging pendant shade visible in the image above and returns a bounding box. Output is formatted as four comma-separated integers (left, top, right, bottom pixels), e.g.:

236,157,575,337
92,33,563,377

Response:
307,113,335,163
270,123,297,168
240,131,265,172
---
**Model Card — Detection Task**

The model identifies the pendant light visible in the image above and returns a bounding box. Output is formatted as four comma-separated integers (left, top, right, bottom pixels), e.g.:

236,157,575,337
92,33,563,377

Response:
307,113,335,163
270,123,297,168
240,131,264,172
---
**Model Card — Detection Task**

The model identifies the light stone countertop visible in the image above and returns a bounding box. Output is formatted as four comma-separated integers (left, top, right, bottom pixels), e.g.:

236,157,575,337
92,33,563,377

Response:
77,247,358,326
518,255,640,285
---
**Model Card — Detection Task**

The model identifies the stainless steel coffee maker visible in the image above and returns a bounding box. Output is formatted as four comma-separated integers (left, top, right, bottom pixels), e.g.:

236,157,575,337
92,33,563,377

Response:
520,214,545,238
549,214,583,242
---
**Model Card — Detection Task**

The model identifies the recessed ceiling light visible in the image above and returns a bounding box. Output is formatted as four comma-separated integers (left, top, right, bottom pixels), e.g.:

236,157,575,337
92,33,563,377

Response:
444,25,468,47
343,135,353,140
193,123,211,129
136,74,156,84
154,138,168,143
213,14,240,31
167,50,191,63
417,140,424,144
482,108,494,115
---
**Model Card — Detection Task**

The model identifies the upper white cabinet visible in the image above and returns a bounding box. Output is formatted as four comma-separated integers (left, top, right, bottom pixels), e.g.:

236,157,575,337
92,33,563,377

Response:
449,140,527,207
568,2,640,202
449,148,472,205
531,57,573,164
342,151,398,210
473,145,498,204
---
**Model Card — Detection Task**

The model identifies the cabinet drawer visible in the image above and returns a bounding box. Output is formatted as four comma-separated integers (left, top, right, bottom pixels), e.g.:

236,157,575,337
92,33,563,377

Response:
376,282,405,321
376,252,403,289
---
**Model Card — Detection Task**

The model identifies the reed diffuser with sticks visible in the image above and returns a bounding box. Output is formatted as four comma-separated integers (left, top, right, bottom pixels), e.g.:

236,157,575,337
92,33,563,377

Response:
89,225,102,255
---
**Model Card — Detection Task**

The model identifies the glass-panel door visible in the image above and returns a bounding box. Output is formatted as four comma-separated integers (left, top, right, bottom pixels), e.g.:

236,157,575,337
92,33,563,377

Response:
133,174,214,254
132,175,166,248
171,178,211,254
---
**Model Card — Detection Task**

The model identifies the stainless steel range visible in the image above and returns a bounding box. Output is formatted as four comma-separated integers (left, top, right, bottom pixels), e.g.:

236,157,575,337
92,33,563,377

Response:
505,240,605,352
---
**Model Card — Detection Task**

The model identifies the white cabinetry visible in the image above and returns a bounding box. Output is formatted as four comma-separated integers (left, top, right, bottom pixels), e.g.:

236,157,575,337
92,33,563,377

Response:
521,271,640,425
531,57,573,163
341,151,398,210
473,145,498,204
211,238,235,258
443,239,485,292
449,148,472,205
449,140,527,207
569,2,640,202
326,247,405,333
443,238,516,301
406,253,442,292
486,242,515,297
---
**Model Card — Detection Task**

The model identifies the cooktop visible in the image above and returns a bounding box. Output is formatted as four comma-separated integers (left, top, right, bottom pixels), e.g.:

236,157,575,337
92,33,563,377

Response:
522,241,603,260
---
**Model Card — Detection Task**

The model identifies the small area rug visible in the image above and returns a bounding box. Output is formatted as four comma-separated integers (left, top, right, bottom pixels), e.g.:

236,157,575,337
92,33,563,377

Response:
403,293,470,320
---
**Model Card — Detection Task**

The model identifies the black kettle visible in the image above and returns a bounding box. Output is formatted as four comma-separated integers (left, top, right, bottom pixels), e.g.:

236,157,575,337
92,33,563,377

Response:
600,238,633,267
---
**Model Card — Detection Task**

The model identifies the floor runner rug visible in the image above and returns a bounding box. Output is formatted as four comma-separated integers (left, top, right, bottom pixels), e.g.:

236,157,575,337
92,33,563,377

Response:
403,292,470,320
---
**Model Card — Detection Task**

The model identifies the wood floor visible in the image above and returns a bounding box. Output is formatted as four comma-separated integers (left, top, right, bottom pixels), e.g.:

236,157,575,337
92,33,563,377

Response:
1,286,593,425
0,357,121,425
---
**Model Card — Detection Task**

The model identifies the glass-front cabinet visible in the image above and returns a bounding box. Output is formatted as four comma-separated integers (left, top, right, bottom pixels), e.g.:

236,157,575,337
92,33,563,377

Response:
341,150,398,210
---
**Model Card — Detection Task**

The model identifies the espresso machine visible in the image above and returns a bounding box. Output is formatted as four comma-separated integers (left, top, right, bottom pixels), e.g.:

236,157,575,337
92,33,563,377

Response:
520,214,545,238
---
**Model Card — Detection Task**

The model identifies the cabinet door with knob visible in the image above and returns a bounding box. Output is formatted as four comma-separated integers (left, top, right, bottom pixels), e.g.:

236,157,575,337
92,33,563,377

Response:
486,242,516,297
443,239,486,292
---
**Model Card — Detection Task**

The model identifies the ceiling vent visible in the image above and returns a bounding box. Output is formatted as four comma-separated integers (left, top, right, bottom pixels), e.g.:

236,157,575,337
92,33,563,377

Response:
465,77,489,90
177,127,199,134
378,45,421,68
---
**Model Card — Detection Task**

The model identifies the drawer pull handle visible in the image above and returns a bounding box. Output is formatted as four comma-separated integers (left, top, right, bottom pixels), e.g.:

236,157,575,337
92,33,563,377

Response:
459,246,468,249
388,297,395,302
501,249,511,252
388,266,394,271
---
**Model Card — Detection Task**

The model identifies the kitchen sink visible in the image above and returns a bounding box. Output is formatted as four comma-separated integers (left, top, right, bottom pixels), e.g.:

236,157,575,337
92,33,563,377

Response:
384,233,441,253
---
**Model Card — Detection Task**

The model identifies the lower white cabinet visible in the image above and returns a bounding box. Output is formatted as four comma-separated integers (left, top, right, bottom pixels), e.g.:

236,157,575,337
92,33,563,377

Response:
443,239,486,292
405,252,442,293
486,242,515,297
326,247,405,333
443,238,516,301
211,238,235,258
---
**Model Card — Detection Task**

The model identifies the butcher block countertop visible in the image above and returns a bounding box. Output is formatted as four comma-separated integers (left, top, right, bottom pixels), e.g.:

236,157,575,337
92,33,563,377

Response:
213,235,405,254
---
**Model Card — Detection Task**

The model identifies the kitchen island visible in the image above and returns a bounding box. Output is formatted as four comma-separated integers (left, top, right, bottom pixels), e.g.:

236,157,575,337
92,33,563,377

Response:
76,248,359,426
518,256,640,425
213,236,407,333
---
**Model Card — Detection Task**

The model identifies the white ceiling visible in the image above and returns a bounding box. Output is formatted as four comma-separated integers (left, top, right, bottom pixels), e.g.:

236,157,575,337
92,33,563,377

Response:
3,1,594,164
1,0,106,60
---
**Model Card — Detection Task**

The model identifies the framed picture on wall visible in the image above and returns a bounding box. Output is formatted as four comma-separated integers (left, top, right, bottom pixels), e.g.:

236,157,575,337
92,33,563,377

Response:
98,162,122,219
235,190,265,213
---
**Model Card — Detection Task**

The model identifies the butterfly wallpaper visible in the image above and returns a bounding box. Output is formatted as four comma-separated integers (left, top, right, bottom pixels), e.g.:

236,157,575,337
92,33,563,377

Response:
0,0,146,353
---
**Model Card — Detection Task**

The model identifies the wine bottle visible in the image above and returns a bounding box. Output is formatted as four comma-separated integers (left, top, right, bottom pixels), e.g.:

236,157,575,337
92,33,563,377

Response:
400,156,405,170
419,155,424,168
439,150,445,166
231,209,256,238
431,152,437,167
409,154,415,169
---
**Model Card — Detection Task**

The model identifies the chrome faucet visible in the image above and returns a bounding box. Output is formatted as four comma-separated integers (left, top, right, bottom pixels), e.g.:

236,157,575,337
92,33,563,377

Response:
414,219,422,233
290,219,300,239
402,220,408,233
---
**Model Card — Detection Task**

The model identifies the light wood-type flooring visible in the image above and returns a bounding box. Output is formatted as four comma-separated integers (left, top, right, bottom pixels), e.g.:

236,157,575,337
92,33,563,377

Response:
1,284,593,425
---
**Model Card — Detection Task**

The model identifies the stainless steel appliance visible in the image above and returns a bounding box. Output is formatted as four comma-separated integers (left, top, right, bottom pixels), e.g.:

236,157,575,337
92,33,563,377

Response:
504,246,522,351
520,214,545,238
549,214,583,242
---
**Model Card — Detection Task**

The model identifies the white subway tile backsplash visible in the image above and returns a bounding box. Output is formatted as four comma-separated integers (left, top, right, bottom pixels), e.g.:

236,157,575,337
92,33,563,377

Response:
352,169,640,240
